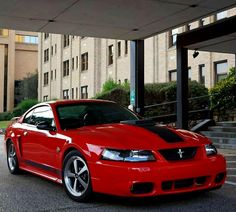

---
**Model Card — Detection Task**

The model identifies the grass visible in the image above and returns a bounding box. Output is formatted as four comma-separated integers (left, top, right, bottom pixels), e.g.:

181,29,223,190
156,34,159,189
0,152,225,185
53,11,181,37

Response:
0,121,11,129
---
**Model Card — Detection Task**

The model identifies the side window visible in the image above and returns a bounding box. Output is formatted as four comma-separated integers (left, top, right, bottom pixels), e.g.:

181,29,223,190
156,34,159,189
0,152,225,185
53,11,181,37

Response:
23,110,34,125
31,106,55,127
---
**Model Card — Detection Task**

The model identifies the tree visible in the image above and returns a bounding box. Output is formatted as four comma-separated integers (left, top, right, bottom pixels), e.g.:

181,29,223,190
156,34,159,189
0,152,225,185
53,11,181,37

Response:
14,71,38,106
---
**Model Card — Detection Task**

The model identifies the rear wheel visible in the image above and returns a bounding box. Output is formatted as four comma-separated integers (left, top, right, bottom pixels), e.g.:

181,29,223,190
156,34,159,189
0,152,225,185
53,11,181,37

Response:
7,140,20,174
62,150,92,202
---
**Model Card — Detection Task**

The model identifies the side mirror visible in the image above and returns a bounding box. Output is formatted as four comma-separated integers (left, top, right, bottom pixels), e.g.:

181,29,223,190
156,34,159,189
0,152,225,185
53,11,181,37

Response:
36,121,56,131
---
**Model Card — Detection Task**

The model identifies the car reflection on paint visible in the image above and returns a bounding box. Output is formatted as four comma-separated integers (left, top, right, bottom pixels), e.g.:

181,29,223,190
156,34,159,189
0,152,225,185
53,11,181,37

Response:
4,100,226,202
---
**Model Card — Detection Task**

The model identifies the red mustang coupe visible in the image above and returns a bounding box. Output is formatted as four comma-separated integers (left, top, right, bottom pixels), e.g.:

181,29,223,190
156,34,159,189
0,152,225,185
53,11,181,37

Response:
4,100,226,202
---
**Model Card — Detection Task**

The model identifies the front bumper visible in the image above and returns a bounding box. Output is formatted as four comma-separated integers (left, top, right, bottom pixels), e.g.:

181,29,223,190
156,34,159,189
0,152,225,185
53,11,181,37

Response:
89,154,226,197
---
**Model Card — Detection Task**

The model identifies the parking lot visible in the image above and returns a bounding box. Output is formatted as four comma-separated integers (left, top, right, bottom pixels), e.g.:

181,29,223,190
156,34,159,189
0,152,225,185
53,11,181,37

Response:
0,135,236,212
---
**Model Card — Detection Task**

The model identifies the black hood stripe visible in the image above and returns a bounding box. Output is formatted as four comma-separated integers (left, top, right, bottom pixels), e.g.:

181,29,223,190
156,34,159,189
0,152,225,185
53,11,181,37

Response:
141,125,183,143
121,120,183,143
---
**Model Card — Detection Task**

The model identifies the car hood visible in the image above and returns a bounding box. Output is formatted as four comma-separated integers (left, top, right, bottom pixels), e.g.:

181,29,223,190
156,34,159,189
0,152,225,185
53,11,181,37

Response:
64,123,209,150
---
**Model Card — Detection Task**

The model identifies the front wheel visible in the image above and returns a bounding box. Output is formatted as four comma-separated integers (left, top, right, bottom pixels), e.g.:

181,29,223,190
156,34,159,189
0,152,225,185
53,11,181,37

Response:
7,140,20,174
62,150,93,202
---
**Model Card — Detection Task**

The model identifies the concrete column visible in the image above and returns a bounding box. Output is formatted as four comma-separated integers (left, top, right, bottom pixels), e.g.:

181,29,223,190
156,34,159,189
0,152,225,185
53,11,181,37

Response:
130,40,144,116
0,45,4,112
7,30,15,111
176,45,188,129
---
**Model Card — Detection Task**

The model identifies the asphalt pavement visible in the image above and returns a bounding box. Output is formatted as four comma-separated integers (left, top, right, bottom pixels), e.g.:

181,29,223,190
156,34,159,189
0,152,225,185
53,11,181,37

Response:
0,135,236,212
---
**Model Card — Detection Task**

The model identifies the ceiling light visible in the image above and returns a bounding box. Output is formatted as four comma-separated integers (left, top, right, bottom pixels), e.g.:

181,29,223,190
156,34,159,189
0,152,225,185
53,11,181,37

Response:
193,49,199,58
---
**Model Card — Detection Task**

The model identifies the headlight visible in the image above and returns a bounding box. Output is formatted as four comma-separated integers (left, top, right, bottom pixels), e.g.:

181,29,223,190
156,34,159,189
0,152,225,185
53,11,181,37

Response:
101,149,156,162
205,144,217,156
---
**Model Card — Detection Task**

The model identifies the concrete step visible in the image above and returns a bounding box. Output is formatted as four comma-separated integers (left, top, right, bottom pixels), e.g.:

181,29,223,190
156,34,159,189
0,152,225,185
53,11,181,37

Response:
224,155,236,161
227,161,236,168
201,131,236,138
226,175,236,182
210,137,236,144
214,143,236,150
217,121,236,127
208,126,236,133
226,168,236,175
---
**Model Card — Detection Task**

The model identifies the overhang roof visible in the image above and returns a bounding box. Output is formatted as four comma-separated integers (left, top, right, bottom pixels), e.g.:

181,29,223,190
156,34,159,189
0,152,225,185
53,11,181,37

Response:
177,15,236,54
0,0,236,40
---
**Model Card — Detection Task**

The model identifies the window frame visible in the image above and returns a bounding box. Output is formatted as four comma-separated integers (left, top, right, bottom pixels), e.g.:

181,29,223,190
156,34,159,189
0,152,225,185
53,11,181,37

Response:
214,60,228,84
81,86,88,99
81,52,88,71
108,45,114,65
22,105,56,130
199,64,206,85
63,60,70,77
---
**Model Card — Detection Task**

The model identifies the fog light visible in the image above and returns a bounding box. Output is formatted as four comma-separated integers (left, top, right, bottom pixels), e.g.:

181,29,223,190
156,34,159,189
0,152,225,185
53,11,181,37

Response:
215,172,225,183
131,182,154,194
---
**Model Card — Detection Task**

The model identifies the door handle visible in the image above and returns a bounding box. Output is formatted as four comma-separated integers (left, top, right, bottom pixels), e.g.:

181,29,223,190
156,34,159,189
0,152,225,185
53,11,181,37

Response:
23,131,28,136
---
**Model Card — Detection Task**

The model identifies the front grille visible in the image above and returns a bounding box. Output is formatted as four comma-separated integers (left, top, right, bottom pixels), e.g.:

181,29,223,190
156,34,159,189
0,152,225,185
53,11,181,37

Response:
162,176,208,191
159,147,197,161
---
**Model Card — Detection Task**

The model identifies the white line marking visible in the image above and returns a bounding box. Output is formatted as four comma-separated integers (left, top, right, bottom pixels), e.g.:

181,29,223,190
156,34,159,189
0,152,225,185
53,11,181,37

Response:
227,161,236,163
227,175,236,177
226,181,236,186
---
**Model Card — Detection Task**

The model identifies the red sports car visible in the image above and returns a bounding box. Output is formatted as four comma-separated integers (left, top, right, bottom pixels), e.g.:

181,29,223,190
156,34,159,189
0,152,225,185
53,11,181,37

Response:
4,100,226,202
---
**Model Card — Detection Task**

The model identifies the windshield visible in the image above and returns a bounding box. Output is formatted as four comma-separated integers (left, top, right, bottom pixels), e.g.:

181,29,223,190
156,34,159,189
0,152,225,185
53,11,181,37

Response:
57,102,138,130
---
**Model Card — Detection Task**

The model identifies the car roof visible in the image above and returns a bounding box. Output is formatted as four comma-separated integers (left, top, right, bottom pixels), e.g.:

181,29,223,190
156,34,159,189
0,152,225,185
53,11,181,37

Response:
44,99,115,107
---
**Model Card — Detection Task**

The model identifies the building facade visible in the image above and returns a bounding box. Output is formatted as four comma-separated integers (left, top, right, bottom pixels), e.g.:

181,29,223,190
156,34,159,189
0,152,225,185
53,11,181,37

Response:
38,8,236,102
0,30,38,112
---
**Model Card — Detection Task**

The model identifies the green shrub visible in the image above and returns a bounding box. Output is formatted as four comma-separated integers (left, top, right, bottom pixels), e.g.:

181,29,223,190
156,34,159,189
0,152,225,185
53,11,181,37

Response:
12,99,38,117
102,78,121,93
96,88,130,106
95,80,209,118
210,67,236,112
0,112,13,121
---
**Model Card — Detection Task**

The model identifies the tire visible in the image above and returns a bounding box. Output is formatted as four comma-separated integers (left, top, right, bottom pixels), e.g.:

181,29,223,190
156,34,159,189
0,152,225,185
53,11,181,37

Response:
7,140,20,174
62,150,93,202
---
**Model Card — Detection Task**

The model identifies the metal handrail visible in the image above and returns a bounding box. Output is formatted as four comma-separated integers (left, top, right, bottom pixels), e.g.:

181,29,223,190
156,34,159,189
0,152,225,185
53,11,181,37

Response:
144,94,211,109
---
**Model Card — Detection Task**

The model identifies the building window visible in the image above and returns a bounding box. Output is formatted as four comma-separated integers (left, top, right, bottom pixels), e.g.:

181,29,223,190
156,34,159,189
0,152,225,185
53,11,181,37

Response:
0,29,9,37
43,95,48,101
44,72,49,86
44,49,49,62
72,57,74,70
76,87,78,99
216,11,227,21
188,67,192,80
44,33,49,40
169,70,177,81
125,41,128,55
81,86,88,99
76,56,78,69
71,88,74,99
63,60,70,77
199,64,205,85
51,46,53,55
55,44,57,54
51,70,53,81
169,28,178,47
108,45,114,65
117,41,121,57
55,69,57,79
81,52,88,71
63,89,69,99
214,60,228,84
63,35,70,47
199,18,208,27
15,35,38,44
186,23,192,31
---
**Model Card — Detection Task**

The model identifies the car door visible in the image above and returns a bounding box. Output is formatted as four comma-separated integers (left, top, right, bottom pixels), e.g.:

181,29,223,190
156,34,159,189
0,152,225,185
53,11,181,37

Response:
21,105,66,177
